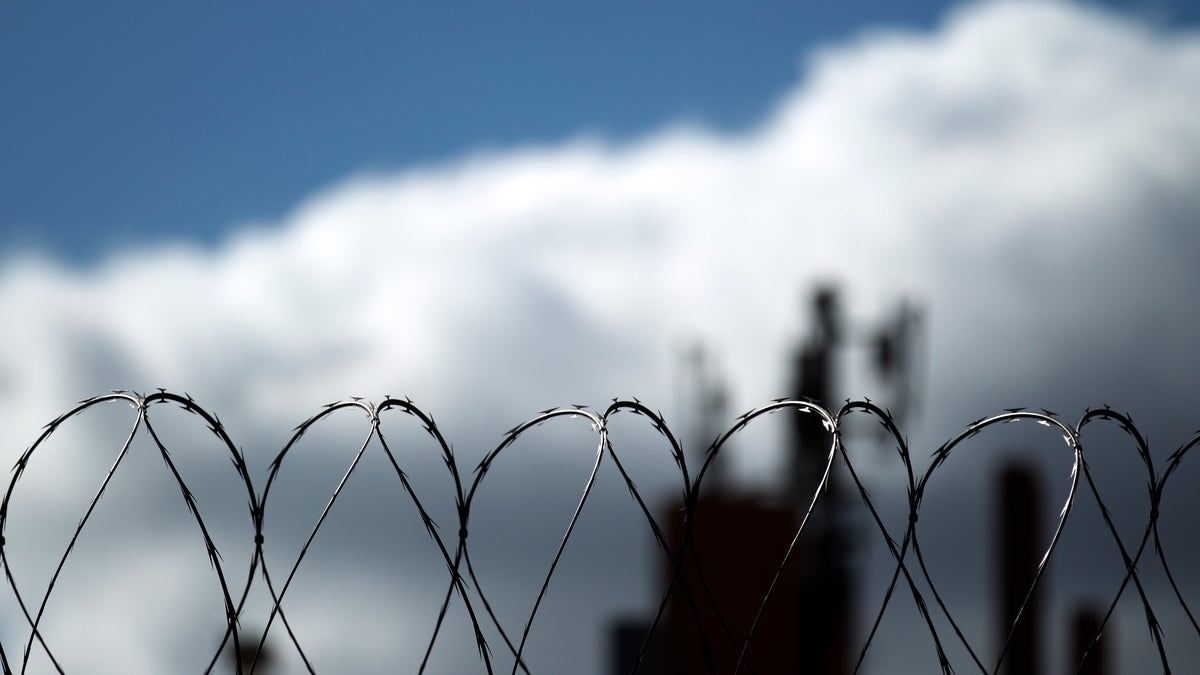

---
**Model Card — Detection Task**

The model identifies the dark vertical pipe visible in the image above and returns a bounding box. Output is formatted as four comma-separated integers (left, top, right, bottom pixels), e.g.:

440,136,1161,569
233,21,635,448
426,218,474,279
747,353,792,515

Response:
997,463,1041,675
1070,605,1110,675
789,286,852,675
610,618,658,675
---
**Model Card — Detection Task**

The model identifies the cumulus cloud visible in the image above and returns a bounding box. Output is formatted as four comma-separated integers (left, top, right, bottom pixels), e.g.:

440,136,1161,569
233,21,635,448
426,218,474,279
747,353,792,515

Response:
2,1,1199,672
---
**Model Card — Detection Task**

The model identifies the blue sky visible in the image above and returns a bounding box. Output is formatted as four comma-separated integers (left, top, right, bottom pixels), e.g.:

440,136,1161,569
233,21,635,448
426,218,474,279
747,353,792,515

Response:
3,0,1196,261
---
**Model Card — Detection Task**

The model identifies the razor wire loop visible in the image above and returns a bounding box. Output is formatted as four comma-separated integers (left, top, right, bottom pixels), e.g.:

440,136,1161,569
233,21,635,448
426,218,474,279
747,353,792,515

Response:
461,406,608,675
1,392,1199,673
1073,407,1166,673
686,400,840,675
837,400,950,675
599,400,697,675
253,397,484,675
0,391,257,675
911,410,1083,675
1158,431,1200,639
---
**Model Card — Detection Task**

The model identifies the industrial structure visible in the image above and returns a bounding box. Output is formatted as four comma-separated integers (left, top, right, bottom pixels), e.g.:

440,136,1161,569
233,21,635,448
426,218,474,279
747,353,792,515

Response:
609,287,915,674
608,288,1112,674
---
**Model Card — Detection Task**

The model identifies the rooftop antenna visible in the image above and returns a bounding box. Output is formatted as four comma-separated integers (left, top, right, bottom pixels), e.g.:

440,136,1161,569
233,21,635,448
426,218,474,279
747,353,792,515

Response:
681,343,731,491
787,284,923,675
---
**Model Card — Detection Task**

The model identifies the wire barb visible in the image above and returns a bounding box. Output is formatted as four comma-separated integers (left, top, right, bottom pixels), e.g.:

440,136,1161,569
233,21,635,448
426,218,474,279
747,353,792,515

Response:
0,392,1196,673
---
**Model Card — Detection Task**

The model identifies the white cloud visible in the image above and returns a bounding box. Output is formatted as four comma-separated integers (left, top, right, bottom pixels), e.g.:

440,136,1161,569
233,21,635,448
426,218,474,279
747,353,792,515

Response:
1,1,1199,672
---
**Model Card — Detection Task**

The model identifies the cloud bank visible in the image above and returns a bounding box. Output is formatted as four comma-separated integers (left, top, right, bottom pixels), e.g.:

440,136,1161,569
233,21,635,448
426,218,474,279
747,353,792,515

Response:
2,1,1199,672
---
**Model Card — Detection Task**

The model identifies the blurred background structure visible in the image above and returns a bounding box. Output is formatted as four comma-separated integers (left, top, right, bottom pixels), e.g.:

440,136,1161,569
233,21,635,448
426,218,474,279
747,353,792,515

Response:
608,289,904,673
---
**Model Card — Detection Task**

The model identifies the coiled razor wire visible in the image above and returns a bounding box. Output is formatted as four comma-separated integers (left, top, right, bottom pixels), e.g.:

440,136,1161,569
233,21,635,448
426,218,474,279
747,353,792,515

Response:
0,391,1196,673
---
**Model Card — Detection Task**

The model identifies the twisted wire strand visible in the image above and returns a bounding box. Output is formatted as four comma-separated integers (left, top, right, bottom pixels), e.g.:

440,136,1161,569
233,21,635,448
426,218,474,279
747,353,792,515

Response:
1155,430,1200,643
141,392,257,675
0,392,255,674
599,401,693,675
462,406,606,675
837,401,950,675
1,392,1199,673
1073,408,1165,673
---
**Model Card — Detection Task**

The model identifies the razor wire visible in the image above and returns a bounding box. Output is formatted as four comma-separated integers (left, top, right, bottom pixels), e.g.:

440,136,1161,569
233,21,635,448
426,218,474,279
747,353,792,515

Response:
0,391,1196,674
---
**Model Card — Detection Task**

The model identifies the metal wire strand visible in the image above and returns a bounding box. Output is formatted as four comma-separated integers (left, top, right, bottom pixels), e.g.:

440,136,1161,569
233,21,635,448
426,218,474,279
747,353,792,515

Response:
2,392,1198,673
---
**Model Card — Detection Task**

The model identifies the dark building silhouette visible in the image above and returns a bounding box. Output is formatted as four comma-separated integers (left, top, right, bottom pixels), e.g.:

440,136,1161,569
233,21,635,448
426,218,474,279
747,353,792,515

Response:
600,289,1114,675
607,290,1117,674
993,464,1115,675
612,288,866,674
230,631,273,674
658,492,807,674
996,463,1043,675
1069,606,1110,675
787,286,854,675
611,616,662,675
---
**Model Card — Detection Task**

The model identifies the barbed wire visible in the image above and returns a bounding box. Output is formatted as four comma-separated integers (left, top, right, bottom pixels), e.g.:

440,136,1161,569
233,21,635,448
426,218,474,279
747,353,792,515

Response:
0,391,1196,673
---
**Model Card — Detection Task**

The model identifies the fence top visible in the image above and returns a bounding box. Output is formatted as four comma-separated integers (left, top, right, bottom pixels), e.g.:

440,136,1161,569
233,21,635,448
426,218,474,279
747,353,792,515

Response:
0,391,1195,674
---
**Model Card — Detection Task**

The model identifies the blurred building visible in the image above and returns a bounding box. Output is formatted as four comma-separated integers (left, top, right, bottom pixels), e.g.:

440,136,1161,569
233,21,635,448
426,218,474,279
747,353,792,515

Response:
610,287,861,674
607,288,1111,674
230,631,273,674
995,463,1112,675
997,463,1043,675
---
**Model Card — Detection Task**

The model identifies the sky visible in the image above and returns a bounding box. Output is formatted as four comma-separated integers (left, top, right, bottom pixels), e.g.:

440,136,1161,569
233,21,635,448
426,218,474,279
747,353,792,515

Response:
3,1,1200,673
3,0,1197,262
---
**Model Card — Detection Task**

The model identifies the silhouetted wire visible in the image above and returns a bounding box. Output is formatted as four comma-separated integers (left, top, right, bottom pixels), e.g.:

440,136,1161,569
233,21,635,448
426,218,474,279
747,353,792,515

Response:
1157,432,1200,639
600,401,694,675
0,392,255,675
376,397,489,674
908,411,1082,674
1073,408,1167,673
254,398,481,675
462,407,608,675
717,401,838,675
838,401,952,675
141,392,257,675
2,391,1200,673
